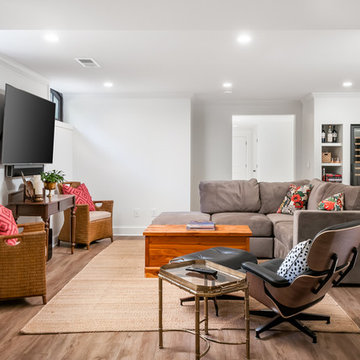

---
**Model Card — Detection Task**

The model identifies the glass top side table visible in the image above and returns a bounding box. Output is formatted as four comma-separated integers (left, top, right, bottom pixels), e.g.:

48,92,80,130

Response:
158,259,250,360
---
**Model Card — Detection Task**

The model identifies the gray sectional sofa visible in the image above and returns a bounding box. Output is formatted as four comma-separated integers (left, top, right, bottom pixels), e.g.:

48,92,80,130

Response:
152,178,360,284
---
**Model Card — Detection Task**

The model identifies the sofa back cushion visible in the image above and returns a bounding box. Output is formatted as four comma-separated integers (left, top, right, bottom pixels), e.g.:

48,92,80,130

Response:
307,178,328,210
259,180,310,214
308,179,360,210
199,179,260,214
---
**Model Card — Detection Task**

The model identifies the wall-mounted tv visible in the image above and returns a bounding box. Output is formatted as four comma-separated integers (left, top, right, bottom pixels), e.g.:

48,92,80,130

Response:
0,84,56,164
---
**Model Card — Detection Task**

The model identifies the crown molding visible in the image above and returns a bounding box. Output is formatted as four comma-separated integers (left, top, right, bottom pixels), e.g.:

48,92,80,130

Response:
0,53,48,86
311,92,360,99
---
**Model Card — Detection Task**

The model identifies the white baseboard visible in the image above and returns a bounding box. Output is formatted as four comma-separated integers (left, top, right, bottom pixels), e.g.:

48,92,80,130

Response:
113,226,146,236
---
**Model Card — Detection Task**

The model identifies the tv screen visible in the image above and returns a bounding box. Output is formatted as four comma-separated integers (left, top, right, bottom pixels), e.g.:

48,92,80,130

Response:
1,84,56,164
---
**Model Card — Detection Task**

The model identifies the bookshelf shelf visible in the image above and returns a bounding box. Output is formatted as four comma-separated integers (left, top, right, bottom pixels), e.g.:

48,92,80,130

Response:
321,143,342,147
321,124,343,182
322,163,342,167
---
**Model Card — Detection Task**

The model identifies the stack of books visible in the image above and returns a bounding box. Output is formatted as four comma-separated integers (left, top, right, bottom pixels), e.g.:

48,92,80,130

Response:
186,221,215,230
324,174,342,183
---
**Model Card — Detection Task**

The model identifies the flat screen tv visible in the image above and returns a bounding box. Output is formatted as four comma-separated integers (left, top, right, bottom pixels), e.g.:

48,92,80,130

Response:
1,84,56,164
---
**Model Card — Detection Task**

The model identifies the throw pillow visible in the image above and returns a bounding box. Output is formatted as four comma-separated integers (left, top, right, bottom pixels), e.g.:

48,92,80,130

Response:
318,193,344,211
277,184,312,215
62,183,96,211
0,204,19,246
277,239,313,282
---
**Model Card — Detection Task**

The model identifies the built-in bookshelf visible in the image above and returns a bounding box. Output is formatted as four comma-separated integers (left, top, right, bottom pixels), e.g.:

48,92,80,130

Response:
351,125,360,185
321,124,343,182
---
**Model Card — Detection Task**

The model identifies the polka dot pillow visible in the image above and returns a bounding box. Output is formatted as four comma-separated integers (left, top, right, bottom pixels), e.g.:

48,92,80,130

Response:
277,239,313,282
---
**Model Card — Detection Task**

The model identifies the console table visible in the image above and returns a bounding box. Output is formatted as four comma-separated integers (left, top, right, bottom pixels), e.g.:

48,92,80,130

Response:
7,191,76,260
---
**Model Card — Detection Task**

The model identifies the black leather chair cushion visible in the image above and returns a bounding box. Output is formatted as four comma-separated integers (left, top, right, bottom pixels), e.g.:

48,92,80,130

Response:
170,246,258,272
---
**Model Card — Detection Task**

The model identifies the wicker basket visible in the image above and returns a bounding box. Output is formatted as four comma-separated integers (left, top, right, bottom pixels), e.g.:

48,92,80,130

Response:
322,152,332,163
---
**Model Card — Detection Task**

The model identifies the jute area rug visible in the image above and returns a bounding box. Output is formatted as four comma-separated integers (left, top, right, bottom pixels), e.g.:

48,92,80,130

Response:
21,240,360,334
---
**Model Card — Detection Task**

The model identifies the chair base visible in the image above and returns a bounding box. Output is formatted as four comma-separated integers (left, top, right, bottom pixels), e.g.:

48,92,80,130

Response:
253,310,330,343
180,294,244,317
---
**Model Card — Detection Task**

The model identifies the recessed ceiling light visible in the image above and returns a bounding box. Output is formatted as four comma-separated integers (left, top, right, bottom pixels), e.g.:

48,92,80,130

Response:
43,32,59,43
342,81,353,88
103,82,113,88
223,82,233,88
237,33,252,45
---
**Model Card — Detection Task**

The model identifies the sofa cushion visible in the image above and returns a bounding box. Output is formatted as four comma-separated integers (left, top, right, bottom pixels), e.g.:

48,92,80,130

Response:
274,221,294,255
152,212,210,225
266,213,293,225
250,237,274,258
307,179,329,210
323,183,360,210
259,180,309,214
308,179,360,210
211,212,272,237
199,179,260,214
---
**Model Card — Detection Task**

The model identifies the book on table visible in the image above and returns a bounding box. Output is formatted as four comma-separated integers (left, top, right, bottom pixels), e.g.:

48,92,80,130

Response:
186,221,215,230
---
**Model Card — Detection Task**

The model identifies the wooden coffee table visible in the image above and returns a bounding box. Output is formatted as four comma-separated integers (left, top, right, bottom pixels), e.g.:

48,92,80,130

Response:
143,224,252,277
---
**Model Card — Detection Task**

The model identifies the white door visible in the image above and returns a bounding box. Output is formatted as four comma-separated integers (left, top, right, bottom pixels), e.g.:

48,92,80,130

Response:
232,115,295,182
232,133,251,180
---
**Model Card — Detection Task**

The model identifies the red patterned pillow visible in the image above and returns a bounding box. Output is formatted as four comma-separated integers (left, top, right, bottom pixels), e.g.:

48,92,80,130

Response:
277,184,312,215
62,183,96,211
0,204,19,246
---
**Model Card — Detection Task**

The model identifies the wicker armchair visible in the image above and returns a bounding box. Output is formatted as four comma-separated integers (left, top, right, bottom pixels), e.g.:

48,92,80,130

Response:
58,182,113,250
0,222,47,304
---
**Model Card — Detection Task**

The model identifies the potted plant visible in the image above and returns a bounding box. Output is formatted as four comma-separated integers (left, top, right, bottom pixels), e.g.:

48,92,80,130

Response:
41,170,65,199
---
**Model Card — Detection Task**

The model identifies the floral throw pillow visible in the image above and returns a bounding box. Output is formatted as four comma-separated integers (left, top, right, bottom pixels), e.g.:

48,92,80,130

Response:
277,239,313,282
277,184,312,215
318,193,344,211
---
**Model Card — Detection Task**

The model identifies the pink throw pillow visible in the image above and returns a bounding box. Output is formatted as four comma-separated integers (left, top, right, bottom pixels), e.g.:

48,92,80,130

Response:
0,204,19,246
62,183,96,211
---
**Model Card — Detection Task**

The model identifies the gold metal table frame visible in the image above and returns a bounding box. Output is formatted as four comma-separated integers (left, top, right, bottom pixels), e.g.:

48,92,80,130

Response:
158,260,250,360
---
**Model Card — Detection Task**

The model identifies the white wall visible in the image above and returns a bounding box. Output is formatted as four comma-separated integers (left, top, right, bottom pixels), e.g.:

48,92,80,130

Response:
191,97,302,210
64,94,191,235
232,115,295,182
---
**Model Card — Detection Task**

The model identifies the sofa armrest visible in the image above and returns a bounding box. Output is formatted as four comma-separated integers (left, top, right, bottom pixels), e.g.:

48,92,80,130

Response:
293,210,360,246
93,200,113,213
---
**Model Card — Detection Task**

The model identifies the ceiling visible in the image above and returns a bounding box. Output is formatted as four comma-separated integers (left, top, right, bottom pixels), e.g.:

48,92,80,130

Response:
0,1,360,99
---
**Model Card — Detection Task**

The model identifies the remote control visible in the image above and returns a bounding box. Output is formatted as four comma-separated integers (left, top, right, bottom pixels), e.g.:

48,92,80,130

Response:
185,267,218,277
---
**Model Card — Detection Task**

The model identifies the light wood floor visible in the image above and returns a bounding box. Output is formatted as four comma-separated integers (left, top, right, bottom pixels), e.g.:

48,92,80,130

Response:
0,238,360,360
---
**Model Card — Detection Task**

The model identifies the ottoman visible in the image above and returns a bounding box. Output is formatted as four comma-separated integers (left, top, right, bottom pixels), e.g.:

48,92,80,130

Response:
170,247,258,316
171,246,258,270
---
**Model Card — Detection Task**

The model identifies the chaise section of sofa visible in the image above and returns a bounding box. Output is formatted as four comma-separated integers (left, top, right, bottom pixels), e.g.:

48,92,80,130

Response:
151,211,210,224
151,177,360,284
